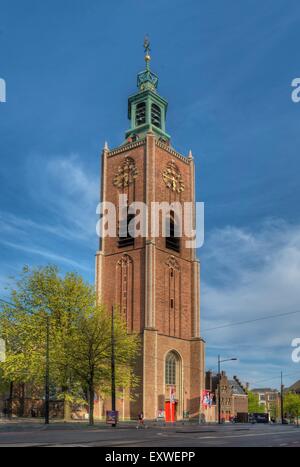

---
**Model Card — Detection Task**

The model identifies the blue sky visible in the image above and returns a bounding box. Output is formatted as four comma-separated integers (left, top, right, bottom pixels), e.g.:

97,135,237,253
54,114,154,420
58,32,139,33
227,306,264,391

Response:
1,0,300,389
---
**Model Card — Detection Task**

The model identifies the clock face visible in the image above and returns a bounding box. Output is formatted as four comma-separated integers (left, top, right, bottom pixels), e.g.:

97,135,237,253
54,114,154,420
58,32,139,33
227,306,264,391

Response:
113,157,138,189
162,161,185,194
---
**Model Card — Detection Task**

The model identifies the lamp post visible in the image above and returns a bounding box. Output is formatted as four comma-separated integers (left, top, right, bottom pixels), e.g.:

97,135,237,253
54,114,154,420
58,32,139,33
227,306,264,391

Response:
44,314,50,425
280,371,284,425
217,355,237,425
111,306,117,427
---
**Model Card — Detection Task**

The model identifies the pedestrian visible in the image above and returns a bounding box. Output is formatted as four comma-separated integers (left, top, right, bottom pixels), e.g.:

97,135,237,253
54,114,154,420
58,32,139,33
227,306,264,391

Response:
136,411,145,429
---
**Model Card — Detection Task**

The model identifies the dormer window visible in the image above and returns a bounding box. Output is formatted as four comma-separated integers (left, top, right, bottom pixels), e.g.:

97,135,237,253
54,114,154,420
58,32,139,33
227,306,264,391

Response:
136,102,146,126
151,103,161,128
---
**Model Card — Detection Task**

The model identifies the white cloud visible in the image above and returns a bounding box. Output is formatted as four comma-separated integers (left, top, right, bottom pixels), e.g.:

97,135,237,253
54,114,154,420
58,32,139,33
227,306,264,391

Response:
200,220,300,388
0,239,91,273
0,211,80,241
0,154,98,284
27,153,99,241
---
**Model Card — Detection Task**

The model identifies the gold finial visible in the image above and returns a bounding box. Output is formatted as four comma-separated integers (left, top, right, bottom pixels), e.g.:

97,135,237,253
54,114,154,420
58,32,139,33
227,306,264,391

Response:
144,35,151,68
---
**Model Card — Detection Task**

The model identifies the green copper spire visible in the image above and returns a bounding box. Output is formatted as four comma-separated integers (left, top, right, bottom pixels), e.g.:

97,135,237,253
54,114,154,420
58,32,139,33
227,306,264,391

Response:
125,38,170,143
136,36,159,92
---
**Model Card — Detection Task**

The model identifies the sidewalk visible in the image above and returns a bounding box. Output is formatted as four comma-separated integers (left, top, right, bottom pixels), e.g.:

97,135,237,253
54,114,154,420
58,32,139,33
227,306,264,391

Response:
0,417,215,432
1,417,297,433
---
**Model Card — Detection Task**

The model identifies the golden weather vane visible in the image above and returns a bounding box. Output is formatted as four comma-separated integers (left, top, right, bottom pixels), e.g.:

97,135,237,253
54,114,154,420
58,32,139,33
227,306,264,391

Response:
144,35,151,69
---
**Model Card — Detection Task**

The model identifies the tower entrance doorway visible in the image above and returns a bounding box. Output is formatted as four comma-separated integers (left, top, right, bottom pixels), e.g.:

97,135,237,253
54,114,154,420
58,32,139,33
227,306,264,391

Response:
165,401,177,422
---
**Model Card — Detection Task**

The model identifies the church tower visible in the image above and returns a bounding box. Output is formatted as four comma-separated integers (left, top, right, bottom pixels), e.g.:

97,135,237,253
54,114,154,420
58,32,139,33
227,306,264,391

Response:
96,40,205,421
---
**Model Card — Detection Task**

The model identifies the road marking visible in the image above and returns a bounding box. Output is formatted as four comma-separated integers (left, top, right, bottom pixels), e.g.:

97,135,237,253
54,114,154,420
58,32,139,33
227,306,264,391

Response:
48,444,89,448
197,436,218,439
197,430,299,440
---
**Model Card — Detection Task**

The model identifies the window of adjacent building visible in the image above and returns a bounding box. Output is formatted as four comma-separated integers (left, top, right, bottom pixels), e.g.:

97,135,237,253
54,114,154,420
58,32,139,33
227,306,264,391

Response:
151,103,161,128
136,102,146,126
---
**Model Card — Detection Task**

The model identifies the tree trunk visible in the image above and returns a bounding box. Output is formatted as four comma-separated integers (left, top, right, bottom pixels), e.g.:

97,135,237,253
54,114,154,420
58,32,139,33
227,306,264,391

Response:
61,384,72,421
63,399,72,422
18,383,25,417
8,381,14,419
88,385,94,426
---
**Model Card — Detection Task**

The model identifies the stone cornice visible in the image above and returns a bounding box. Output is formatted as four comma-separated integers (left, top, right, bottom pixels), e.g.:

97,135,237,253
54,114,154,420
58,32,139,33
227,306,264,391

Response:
107,139,146,157
156,141,191,165
106,138,192,165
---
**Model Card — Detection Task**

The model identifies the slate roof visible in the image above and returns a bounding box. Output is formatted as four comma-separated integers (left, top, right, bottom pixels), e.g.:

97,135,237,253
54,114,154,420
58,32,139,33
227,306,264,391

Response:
288,380,300,392
229,379,247,395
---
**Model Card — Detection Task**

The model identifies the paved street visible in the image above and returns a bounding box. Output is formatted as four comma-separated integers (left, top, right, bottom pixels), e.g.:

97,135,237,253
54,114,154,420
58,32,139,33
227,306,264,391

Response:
0,422,299,447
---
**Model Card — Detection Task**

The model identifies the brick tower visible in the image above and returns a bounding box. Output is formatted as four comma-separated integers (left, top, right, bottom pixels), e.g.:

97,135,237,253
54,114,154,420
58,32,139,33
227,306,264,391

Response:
96,41,205,421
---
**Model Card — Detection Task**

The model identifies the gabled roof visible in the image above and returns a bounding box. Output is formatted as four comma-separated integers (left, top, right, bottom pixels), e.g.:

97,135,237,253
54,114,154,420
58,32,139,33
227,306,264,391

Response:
229,380,247,395
288,380,300,391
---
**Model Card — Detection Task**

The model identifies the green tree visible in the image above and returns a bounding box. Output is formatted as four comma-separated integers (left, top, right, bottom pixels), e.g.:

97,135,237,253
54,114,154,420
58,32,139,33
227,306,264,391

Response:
64,305,140,425
0,266,139,423
284,393,300,421
247,391,265,413
0,265,96,419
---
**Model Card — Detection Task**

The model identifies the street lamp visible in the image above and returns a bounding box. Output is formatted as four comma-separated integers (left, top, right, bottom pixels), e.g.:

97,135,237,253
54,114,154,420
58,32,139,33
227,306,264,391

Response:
111,306,117,428
44,314,50,425
217,355,238,425
280,371,284,425
35,296,51,426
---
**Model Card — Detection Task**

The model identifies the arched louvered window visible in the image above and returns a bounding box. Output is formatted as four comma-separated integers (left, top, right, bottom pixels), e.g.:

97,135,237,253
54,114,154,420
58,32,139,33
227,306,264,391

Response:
151,103,161,128
136,102,146,126
118,211,135,248
166,211,180,253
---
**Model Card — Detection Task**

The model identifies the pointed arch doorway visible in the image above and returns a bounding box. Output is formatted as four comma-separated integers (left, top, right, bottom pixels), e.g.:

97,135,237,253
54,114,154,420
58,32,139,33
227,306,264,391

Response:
164,350,182,422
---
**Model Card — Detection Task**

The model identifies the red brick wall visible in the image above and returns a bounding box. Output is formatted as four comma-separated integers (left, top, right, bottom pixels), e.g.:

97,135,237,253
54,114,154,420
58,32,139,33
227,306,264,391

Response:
96,133,205,420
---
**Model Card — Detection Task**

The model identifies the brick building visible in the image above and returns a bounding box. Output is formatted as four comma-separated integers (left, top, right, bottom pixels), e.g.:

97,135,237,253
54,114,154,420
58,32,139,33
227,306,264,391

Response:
206,371,248,422
251,388,281,418
95,44,205,421
230,377,249,420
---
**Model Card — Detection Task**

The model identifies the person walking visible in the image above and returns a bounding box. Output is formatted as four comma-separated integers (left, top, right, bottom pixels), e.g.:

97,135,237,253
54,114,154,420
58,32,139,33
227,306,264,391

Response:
137,411,145,429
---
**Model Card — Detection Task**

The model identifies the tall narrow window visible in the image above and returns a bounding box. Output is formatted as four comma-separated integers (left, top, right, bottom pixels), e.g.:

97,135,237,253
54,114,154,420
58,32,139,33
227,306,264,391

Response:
151,103,161,128
136,102,146,126
166,211,180,252
165,352,177,386
118,212,135,248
